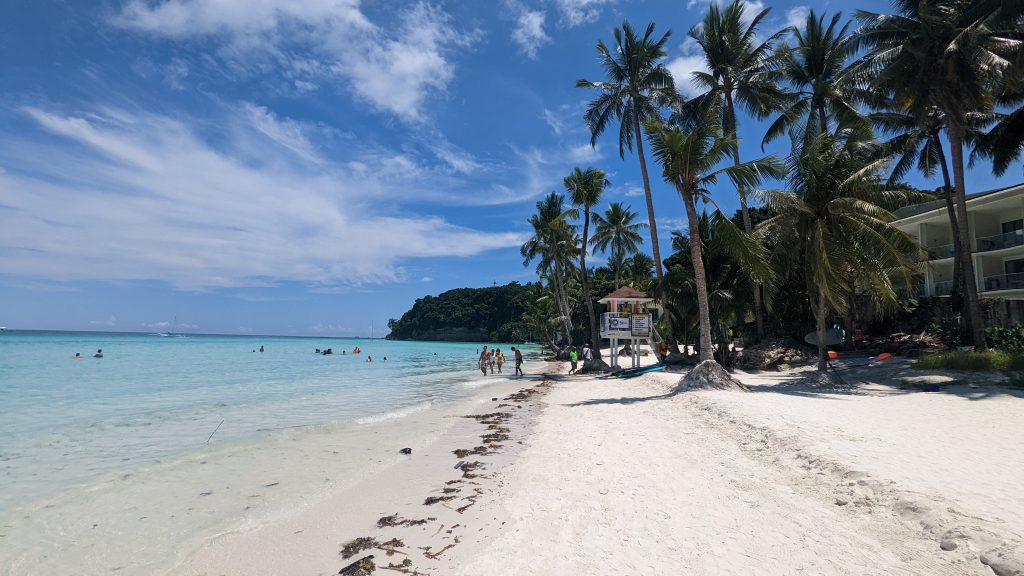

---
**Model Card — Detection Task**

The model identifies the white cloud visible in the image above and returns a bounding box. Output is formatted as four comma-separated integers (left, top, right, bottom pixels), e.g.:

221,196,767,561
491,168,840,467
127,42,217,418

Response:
541,108,567,135
785,5,810,29
623,183,644,197
511,7,551,59
666,39,709,99
556,0,617,26
568,143,601,163
687,0,767,26
0,106,523,290
114,1,473,122
421,276,433,282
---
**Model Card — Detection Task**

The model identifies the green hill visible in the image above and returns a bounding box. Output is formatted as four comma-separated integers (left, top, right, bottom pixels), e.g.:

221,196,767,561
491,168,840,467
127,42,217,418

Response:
386,282,537,342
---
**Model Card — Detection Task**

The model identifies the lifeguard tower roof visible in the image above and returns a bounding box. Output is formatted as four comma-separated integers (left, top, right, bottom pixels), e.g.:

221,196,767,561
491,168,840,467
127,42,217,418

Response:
598,286,653,304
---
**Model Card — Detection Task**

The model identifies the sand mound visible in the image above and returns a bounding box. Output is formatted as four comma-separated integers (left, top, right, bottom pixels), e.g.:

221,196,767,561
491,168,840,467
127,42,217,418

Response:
676,360,749,392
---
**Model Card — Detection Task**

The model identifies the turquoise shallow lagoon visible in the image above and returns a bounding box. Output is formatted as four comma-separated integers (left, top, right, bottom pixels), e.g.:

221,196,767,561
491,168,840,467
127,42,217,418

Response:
0,330,535,514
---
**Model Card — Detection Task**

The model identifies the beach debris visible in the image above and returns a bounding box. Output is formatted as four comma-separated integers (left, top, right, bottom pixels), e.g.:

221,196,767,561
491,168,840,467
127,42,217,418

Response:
341,537,378,559
676,360,749,392
338,555,376,575
456,496,477,514
424,495,456,506
381,558,428,575
453,449,471,458
442,487,459,494
377,514,429,528
399,447,412,455
205,419,225,444
378,538,406,556
423,543,456,560
733,339,812,371
264,482,279,487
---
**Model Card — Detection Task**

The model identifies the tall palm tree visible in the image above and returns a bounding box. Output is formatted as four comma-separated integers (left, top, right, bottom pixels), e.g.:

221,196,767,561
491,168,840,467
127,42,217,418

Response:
564,167,609,360
676,0,790,340
576,21,676,298
521,192,578,347
756,130,921,371
591,202,647,288
764,11,864,148
645,117,782,363
873,106,972,342
853,0,1019,348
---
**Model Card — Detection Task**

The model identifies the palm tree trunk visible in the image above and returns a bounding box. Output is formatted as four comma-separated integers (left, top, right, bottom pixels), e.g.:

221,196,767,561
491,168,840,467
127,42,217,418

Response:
580,208,602,359
948,126,986,349
633,115,676,347
724,90,764,342
682,189,714,363
933,135,969,345
816,284,828,371
551,264,573,345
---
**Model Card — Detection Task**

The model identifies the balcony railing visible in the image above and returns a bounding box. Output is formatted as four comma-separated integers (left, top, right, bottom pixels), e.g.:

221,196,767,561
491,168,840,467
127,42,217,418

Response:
976,230,1024,252
926,243,955,259
983,272,1024,292
933,280,954,296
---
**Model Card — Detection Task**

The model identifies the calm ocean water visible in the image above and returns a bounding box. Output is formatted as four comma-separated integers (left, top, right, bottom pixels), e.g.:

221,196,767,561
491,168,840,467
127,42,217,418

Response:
0,330,536,514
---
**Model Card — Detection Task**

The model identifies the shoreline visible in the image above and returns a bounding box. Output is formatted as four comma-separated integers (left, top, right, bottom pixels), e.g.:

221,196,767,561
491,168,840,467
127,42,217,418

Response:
0,357,551,575
7,350,1024,575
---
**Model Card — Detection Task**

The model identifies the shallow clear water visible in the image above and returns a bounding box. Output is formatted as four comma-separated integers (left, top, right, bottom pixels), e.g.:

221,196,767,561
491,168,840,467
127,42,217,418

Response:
0,330,534,513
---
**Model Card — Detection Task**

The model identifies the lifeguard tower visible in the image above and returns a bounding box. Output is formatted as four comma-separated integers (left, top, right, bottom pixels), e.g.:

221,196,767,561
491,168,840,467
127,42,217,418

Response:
599,287,655,369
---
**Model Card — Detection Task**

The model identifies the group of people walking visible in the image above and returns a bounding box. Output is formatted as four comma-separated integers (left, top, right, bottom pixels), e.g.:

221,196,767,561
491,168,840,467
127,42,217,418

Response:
478,345,524,377
567,343,593,375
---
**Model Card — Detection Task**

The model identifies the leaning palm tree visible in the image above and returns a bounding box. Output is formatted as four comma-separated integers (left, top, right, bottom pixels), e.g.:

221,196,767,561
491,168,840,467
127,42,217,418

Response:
564,167,609,360
576,21,676,290
591,202,647,288
676,0,790,340
764,11,865,148
756,129,921,371
521,193,578,347
645,117,782,363
853,0,1019,348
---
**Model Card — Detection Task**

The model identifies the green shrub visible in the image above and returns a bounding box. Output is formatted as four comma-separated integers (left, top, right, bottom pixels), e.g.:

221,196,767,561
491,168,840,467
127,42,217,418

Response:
913,349,1024,371
986,324,1024,351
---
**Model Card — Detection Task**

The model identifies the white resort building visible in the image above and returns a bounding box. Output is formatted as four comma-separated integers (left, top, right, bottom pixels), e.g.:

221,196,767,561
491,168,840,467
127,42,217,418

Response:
893,182,1024,321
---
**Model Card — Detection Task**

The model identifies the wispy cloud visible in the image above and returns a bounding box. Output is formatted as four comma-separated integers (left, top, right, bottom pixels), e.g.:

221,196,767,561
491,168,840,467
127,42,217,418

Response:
785,5,810,30
555,0,618,26
509,3,551,59
113,1,476,122
0,106,523,290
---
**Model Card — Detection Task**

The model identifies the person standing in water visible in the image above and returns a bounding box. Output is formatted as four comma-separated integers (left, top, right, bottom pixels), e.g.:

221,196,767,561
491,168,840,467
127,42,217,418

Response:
495,349,505,374
511,346,523,377
93,349,103,358
478,346,490,376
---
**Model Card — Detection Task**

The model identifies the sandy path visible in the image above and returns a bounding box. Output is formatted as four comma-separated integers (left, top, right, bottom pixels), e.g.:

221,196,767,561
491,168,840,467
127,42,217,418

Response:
457,374,1003,575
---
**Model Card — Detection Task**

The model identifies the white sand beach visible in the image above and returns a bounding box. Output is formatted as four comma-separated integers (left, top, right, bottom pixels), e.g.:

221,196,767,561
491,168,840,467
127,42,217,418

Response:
8,353,1022,575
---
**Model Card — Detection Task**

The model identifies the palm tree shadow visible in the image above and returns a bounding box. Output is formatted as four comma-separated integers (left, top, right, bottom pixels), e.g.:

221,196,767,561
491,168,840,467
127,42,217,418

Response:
568,391,678,407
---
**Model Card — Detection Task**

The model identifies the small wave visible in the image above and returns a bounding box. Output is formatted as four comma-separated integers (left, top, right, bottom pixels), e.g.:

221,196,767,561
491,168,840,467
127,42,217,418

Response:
355,401,433,425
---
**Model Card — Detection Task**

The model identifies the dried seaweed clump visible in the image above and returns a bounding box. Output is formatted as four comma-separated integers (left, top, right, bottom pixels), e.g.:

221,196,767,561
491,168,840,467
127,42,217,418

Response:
423,495,456,506
341,537,378,559
338,554,375,575
377,514,430,528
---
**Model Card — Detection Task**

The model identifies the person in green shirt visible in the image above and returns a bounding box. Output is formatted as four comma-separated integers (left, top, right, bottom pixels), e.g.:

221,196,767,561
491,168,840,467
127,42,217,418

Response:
568,348,578,375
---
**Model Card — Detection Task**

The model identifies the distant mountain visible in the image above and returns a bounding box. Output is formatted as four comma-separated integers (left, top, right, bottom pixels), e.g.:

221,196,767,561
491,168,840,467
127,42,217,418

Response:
386,282,537,342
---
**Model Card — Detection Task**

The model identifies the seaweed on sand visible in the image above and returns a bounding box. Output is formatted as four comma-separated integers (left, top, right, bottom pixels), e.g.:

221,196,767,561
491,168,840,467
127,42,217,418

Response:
338,555,375,575
423,495,456,506
341,537,378,559
377,514,431,528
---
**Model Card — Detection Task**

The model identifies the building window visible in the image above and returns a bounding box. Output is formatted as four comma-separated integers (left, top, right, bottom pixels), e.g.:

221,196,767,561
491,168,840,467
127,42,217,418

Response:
1002,219,1023,234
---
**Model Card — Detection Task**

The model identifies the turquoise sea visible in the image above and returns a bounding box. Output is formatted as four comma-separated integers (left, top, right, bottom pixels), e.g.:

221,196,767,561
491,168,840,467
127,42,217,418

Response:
0,330,536,515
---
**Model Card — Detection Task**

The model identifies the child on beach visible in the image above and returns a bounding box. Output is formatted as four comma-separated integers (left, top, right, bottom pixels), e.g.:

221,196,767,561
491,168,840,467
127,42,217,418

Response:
568,348,578,374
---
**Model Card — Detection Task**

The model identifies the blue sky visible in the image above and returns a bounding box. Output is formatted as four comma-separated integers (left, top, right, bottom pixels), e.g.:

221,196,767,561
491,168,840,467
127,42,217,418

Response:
1,0,1020,337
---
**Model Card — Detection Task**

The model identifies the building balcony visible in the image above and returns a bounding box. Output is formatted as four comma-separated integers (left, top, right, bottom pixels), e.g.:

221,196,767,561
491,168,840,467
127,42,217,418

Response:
976,230,1024,252
926,243,955,260
933,280,954,296
983,272,1024,292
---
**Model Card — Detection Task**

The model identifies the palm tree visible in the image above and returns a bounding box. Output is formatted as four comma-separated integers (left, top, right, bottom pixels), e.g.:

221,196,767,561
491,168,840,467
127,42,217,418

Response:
872,106,974,342
521,192,578,348
564,167,609,360
576,21,676,296
591,202,647,287
756,130,921,371
645,117,782,363
676,0,789,340
853,0,1019,348
764,11,864,148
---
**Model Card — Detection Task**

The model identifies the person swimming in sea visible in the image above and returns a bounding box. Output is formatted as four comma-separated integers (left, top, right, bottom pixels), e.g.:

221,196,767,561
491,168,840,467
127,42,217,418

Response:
94,349,103,358
383,356,388,362
259,345,265,353
74,352,81,359
367,355,373,363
